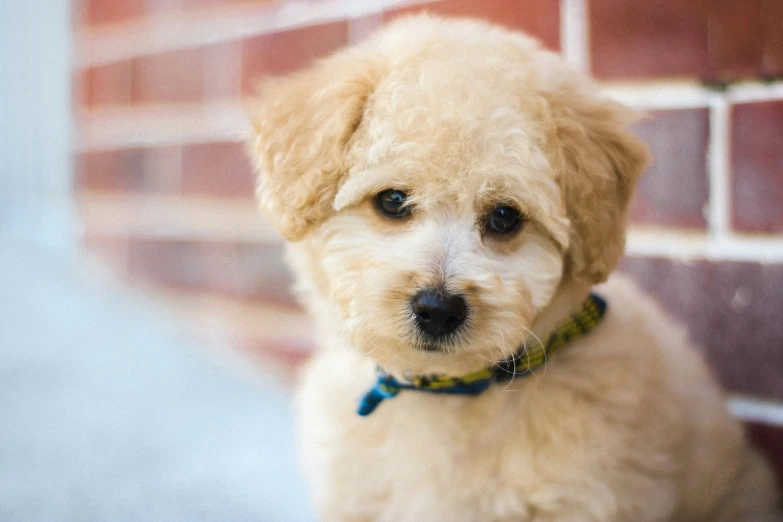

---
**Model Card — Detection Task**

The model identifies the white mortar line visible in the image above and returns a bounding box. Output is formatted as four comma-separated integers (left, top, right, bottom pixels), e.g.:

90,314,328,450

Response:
75,104,250,151
77,80,783,152
725,81,783,104
602,80,783,110
625,230,708,261
74,192,783,257
707,94,731,241
728,395,783,426
76,0,435,67
152,290,312,344
601,82,712,109
626,229,783,263
76,193,281,242
203,41,242,103
75,81,783,152
560,0,589,73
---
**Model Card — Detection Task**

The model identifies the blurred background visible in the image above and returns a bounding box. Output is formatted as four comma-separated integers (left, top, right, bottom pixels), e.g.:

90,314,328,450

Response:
2,0,783,519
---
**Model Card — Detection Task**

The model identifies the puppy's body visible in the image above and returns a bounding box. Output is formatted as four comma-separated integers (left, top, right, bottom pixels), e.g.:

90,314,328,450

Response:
247,15,780,522
296,275,776,522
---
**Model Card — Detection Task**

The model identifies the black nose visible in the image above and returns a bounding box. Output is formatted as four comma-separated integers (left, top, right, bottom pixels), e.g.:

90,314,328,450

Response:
412,289,467,339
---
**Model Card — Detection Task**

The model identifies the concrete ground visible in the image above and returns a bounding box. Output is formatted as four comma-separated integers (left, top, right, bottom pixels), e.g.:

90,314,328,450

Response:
0,241,315,522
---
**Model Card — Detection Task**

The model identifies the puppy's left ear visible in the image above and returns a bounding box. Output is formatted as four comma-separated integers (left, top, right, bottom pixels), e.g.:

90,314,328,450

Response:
546,89,650,285
247,50,385,241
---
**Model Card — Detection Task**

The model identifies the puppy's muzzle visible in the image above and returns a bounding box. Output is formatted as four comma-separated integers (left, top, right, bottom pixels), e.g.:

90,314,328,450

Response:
411,288,467,339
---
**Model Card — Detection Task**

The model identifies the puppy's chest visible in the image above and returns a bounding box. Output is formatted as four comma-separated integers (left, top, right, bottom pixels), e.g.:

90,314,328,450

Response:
355,420,531,520
300,372,538,520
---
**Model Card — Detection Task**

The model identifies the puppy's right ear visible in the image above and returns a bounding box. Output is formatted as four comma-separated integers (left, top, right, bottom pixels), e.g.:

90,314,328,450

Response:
247,50,385,241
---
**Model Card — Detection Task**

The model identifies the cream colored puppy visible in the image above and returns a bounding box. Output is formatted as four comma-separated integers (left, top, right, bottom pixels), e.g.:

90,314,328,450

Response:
247,15,780,522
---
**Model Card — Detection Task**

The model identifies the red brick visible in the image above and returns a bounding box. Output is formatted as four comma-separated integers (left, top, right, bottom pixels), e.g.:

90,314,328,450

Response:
709,0,783,79
145,0,182,16
77,149,144,191
181,0,270,7
350,14,383,44
591,0,783,80
590,0,710,80
126,239,296,306
761,0,783,76
241,22,349,94
131,48,205,105
76,147,181,193
731,100,783,234
708,0,783,79
203,42,242,102
382,0,560,51
142,146,182,192
707,0,765,79
128,239,203,291
629,109,709,229
181,142,255,198
83,61,132,108
746,421,783,485
620,257,783,400
82,0,144,26
181,0,276,9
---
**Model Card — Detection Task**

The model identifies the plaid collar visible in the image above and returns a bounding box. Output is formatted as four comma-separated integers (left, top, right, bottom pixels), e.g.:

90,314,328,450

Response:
357,293,607,416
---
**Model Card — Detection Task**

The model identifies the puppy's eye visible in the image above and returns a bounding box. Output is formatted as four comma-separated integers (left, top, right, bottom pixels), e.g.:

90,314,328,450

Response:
376,189,411,218
486,206,523,234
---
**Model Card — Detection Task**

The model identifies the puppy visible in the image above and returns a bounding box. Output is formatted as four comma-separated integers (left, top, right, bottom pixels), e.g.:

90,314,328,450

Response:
247,15,780,522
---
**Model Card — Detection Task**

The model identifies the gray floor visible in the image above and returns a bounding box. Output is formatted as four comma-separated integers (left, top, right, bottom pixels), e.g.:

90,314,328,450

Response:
0,241,316,522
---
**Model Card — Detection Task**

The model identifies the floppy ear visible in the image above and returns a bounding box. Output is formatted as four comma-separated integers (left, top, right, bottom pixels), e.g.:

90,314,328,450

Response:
246,50,385,241
546,90,650,284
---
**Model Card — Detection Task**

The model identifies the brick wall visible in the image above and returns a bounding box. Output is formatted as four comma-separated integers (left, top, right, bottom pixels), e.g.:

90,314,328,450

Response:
73,0,783,475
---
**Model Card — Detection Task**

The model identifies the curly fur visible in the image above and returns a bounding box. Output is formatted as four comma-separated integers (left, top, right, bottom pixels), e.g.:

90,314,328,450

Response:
247,15,780,522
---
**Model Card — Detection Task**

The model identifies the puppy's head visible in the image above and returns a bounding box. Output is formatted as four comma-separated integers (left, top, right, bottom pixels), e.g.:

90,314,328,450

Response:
248,16,649,372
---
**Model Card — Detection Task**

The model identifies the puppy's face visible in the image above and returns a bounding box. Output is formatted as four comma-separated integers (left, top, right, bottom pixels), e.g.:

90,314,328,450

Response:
316,88,568,365
248,17,648,371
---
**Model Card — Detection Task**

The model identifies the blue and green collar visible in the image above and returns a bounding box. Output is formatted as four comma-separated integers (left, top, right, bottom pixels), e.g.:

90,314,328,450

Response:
357,293,607,416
